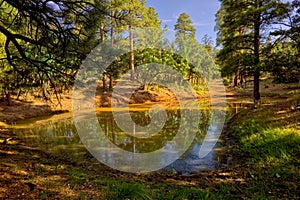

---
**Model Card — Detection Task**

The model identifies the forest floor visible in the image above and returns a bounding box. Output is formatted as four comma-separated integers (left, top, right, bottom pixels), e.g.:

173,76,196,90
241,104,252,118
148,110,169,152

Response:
0,80,299,199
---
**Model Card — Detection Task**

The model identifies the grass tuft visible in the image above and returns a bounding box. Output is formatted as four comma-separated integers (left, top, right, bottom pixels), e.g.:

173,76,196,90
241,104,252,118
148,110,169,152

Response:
104,181,153,200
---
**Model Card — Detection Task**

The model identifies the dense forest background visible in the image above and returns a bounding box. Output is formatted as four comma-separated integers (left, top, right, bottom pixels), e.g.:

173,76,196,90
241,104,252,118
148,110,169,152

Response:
0,0,299,106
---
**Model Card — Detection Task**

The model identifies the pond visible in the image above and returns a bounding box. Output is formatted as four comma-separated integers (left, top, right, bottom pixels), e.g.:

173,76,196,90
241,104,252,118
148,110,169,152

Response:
12,101,248,175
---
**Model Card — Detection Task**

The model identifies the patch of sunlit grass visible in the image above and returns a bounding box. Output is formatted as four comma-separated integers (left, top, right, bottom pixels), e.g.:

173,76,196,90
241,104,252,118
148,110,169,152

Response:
225,102,300,198
240,127,300,165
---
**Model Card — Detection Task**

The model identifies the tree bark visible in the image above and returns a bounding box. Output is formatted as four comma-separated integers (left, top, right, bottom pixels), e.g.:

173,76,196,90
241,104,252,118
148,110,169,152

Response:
110,0,115,89
5,91,11,106
100,25,105,42
240,74,244,86
253,1,262,107
109,75,113,89
129,21,134,80
234,71,238,87
103,73,107,90
111,1,115,47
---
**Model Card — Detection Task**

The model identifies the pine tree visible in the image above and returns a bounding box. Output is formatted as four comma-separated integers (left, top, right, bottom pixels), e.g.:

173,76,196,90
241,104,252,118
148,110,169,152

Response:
173,13,214,83
201,34,214,56
117,0,148,79
174,13,196,39
0,0,106,101
216,0,290,106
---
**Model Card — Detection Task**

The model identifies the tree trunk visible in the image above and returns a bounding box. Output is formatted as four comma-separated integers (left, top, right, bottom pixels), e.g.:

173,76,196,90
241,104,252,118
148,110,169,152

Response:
5,91,11,106
253,1,262,107
129,3,135,80
111,0,115,47
103,73,107,90
234,71,238,87
253,71,260,105
16,89,22,100
110,1,115,90
129,21,134,80
240,74,244,86
109,75,113,89
100,25,105,42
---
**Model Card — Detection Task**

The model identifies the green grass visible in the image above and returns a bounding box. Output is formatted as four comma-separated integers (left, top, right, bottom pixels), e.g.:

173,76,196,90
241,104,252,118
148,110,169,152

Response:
103,181,153,200
230,111,300,166
157,186,211,200
96,178,213,200
219,106,300,199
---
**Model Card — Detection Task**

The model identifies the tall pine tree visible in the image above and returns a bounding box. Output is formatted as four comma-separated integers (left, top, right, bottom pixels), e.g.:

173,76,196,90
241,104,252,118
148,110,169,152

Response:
216,0,290,106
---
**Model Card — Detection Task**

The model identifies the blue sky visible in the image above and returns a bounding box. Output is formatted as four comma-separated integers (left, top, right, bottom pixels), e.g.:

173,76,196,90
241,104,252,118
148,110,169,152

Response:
146,0,221,45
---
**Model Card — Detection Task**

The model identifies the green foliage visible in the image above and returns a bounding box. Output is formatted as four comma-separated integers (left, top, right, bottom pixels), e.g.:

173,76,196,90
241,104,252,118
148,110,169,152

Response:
107,40,211,92
216,0,295,90
265,38,300,83
0,0,105,100
174,13,196,39
201,34,214,56
0,0,212,101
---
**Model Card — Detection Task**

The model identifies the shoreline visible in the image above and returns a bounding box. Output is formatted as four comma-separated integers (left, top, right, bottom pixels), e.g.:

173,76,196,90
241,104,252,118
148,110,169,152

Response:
0,87,212,124
1,83,298,199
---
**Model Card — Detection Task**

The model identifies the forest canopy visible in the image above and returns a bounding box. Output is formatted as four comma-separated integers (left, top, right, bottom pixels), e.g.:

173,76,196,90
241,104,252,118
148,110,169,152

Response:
0,0,215,105
0,0,299,105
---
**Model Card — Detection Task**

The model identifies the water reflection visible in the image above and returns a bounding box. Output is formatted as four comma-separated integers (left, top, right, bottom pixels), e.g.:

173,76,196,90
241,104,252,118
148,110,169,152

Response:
13,103,227,174
98,109,184,153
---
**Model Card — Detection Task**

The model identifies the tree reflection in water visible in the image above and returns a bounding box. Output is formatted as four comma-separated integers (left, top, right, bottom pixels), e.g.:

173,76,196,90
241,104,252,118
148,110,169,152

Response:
13,102,226,174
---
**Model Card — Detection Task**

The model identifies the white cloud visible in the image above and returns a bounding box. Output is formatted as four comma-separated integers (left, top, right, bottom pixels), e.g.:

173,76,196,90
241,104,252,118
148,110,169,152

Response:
161,19,173,23
193,22,211,27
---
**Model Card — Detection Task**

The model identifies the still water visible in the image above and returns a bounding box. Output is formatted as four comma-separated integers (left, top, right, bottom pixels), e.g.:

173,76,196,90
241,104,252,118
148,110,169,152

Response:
12,102,233,175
